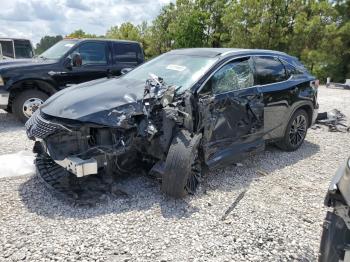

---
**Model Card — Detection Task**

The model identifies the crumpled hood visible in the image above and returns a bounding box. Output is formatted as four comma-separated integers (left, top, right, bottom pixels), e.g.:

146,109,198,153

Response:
41,77,146,126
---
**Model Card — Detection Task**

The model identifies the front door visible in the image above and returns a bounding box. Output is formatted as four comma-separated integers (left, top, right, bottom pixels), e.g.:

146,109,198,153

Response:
57,41,110,88
198,57,264,168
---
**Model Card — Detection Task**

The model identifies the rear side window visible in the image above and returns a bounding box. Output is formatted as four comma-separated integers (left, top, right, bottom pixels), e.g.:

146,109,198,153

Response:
113,43,142,63
0,40,14,58
76,42,107,65
281,60,304,77
254,56,287,85
14,40,34,58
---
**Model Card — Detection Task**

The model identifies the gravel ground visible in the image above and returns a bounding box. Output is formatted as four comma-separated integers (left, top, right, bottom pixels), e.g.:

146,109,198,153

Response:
0,86,350,262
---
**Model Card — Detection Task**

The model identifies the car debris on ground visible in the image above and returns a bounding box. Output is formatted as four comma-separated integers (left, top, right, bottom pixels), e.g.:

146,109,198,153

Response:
314,109,350,132
326,77,350,90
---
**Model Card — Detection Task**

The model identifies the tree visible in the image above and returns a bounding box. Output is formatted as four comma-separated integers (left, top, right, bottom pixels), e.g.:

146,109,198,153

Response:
106,22,142,42
145,3,177,57
36,0,349,81
222,0,348,81
35,35,63,54
66,29,99,38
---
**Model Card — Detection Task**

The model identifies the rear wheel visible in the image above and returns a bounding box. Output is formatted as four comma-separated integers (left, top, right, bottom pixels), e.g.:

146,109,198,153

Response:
12,90,49,123
161,130,202,198
277,109,309,151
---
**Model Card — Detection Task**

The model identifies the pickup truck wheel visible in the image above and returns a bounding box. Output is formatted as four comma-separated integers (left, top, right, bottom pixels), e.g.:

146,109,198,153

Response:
161,130,202,198
277,109,309,151
13,90,49,123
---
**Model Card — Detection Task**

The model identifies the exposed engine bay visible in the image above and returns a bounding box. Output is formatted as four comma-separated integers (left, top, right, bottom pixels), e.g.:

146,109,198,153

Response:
26,75,198,204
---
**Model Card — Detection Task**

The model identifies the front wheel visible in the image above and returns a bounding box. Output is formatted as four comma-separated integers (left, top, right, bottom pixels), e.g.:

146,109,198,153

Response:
12,90,49,123
161,130,203,198
277,109,309,151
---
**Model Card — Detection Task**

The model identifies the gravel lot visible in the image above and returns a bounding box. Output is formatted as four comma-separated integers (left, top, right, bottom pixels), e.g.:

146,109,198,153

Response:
0,86,349,262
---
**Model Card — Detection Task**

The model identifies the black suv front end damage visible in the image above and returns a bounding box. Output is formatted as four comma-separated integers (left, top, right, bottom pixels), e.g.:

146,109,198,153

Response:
320,157,350,262
26,75,197,202
25,48,318,203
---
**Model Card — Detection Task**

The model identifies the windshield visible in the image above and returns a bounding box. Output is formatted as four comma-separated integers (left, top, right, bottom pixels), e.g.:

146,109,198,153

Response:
40,40,78,60
123,53,219,92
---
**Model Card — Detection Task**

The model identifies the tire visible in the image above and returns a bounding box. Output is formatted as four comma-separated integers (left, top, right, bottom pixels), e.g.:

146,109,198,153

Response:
161,130,202,198
276,109,309,151
12,89,49,123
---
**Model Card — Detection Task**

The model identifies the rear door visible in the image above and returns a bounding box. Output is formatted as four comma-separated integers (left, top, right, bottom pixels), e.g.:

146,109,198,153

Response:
253,56,295,139
198,56,264,168
110,42,143,76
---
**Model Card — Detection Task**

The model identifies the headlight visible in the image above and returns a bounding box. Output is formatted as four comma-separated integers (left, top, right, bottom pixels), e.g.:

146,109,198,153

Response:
0,76,4,86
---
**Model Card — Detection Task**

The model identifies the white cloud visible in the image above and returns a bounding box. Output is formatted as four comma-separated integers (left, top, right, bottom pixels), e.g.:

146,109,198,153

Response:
0,0,174,45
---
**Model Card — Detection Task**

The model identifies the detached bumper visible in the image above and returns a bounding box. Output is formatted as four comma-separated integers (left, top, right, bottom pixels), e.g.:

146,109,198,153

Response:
0,89,9,109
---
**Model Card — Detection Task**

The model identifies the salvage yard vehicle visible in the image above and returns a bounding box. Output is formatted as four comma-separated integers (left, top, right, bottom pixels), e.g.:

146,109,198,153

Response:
320,157,350,262
0,38,34,60
26,48,319,201
0,38,144,122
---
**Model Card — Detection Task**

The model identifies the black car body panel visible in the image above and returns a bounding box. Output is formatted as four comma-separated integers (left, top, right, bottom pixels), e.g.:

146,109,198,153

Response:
25,48,318,199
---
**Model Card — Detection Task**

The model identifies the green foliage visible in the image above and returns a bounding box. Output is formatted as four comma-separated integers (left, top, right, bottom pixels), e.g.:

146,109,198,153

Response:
49,0,349,81
35,35,63,54
220,0,350,82
66,29,99,38
106,22,142,42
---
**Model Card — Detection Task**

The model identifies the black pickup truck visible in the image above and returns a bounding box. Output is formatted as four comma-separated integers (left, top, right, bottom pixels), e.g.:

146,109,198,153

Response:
0,38,144,122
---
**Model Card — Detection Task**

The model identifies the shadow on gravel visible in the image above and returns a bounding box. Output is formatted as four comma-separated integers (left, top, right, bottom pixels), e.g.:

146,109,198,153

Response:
202,140,320,193
0,111,24,133
18,140,319,220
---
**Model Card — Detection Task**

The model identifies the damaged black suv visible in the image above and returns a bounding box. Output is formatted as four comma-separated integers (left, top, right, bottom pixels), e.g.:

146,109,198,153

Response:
26,48,319,200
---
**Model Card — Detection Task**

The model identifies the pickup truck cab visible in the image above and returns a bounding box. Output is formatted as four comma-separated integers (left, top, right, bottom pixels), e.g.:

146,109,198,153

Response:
0,38,35,60
0,38,144,122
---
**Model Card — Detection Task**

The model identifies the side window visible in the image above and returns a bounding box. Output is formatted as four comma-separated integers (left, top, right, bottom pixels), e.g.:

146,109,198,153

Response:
74,42,107,65
0,40,14,58
254,56,287,85
207,57,254,94
113,43,140,63
281,59,304,77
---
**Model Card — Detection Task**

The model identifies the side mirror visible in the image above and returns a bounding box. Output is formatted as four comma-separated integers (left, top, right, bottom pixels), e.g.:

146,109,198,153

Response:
63,57,72,69
72,53,82,67
121,68,133,75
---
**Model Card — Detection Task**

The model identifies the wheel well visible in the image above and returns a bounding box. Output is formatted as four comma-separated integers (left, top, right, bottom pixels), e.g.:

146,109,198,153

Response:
8,80,57,112
298,104,313,127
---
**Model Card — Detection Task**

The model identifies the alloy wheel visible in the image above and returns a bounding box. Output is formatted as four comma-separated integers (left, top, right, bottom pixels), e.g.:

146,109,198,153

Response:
289,114,307,146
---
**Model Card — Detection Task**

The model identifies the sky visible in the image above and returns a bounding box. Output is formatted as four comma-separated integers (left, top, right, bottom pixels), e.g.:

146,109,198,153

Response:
0,0,173,45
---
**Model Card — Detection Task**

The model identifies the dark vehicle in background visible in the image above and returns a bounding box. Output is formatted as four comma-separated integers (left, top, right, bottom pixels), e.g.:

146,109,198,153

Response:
0,38,144,122
0,38,35,60
26,48,318,200
320,157,350,262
